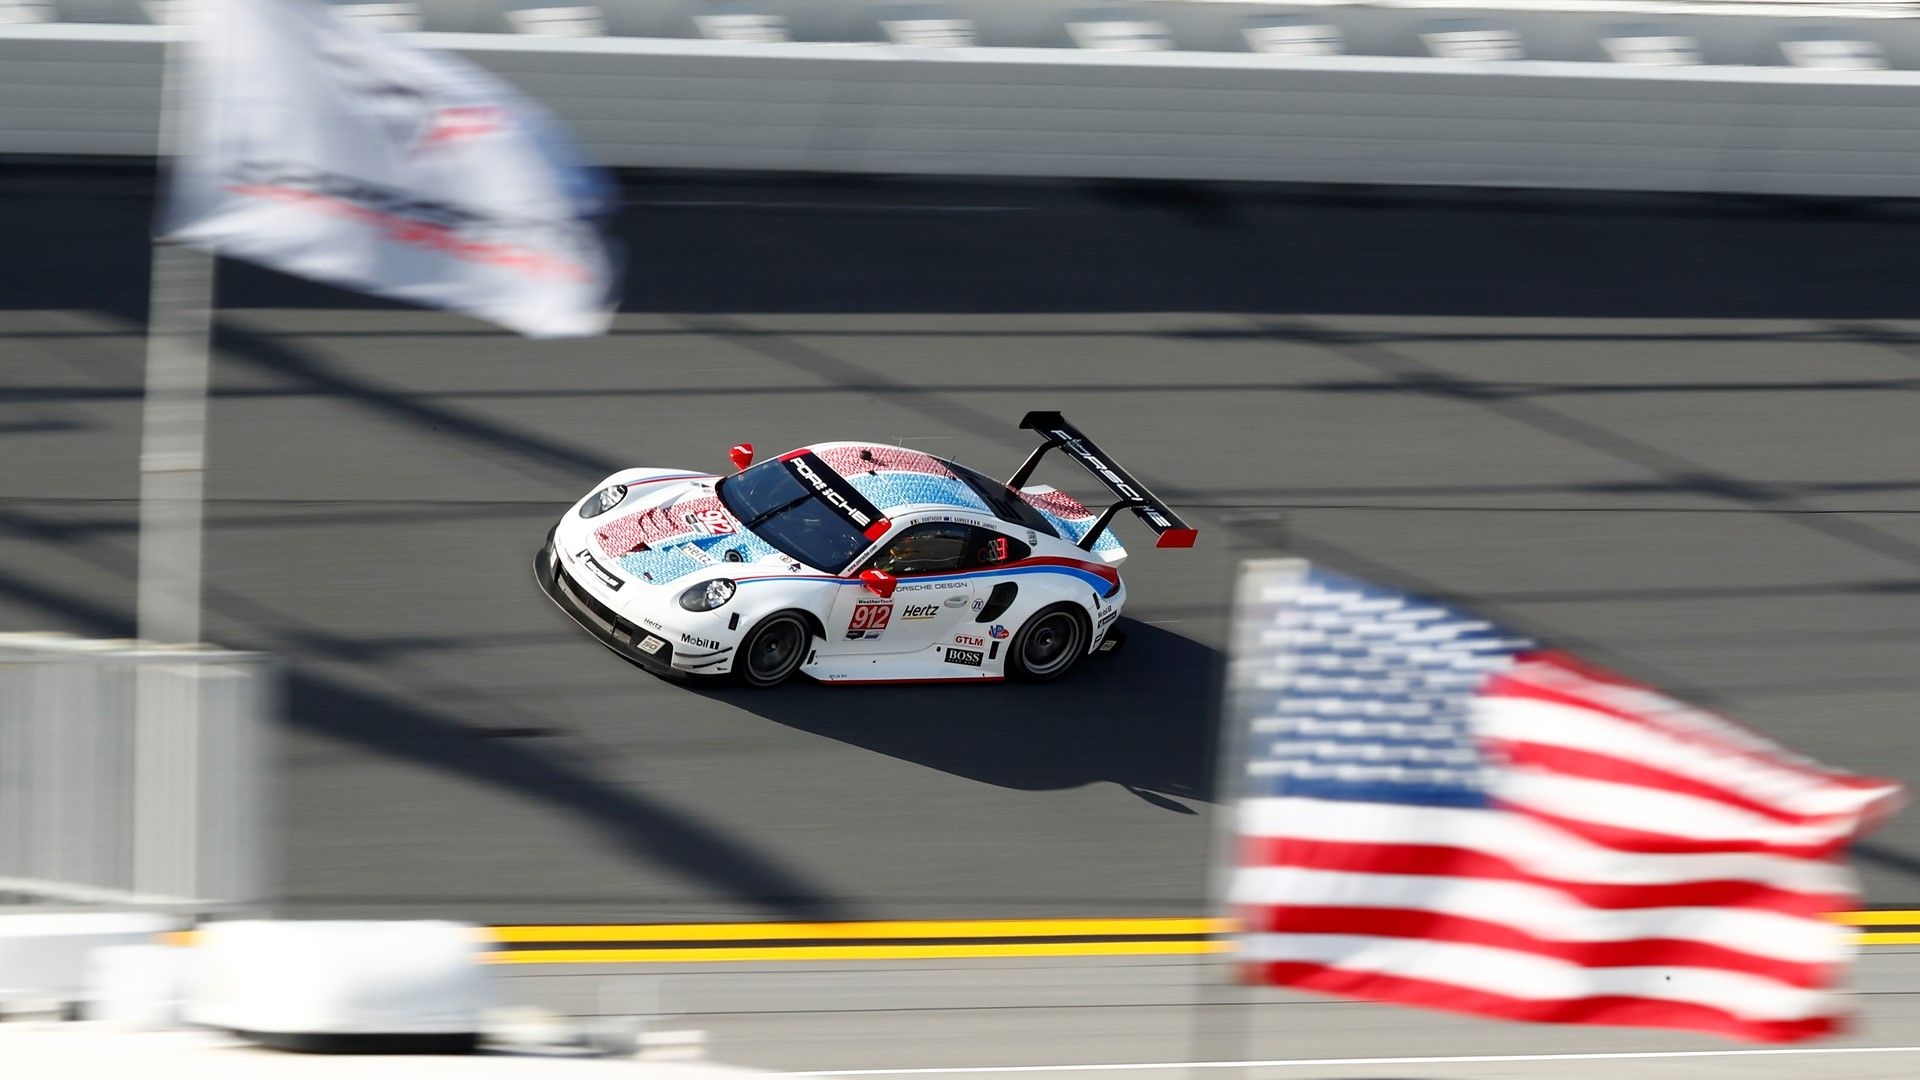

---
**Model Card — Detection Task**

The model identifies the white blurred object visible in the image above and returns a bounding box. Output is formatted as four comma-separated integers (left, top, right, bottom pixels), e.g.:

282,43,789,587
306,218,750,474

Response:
3,1025,775,1077
335,2,422,31
485,1005,582,1049
1422,22,1524,61
1067,12,1173,52
185,921,486,1050
1600,27,1703,66
1781,34,1889,70
0,913,173,1009
141,0,209,25
1243,17,1342,56
694,8,790,42
0,1,52,25
86,944,192,1030
882,12,976,48
636,1027,708,1062
506,6,607,37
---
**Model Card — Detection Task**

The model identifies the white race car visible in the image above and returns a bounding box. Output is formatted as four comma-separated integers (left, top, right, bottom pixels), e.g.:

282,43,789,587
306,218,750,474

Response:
535,411,1195,687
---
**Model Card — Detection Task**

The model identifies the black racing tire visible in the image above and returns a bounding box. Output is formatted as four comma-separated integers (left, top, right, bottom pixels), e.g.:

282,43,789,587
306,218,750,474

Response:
733,610,812,688
1006,603,1089,683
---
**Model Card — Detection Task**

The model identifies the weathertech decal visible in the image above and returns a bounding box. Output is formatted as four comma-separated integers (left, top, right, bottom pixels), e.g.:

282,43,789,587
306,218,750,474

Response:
783,453,885,531
944,647,984,667
576,550,623,591
848,600,892,639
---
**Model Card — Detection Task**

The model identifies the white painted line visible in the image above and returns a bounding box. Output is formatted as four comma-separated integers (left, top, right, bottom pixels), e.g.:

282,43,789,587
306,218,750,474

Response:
776,1045,1920,1076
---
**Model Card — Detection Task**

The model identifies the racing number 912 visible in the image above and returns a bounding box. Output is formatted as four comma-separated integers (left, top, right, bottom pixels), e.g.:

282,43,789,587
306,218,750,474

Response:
850,602,891,632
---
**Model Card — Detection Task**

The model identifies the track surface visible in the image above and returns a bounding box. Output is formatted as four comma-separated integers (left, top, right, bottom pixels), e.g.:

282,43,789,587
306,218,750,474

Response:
4,166,1920,924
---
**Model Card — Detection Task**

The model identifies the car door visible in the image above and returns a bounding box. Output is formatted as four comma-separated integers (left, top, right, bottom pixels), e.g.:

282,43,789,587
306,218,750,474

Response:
827,522,980,660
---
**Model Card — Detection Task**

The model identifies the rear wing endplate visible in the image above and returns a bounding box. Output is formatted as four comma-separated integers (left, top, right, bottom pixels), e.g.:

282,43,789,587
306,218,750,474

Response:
1007,410,1198,551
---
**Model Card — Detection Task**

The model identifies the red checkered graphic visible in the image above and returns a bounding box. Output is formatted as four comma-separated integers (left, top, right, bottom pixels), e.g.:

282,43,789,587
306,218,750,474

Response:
813,445,958,480
595,496,727,556
1018,487,1096,522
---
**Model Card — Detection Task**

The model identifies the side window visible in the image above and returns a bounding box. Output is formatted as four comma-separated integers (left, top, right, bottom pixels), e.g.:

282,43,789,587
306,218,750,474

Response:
868,523,974,575
971,528,1029,567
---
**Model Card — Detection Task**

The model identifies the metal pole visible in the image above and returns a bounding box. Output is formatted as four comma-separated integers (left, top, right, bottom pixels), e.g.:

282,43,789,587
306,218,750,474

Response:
135,20,217,909
136,23,215,647
137,245,214,646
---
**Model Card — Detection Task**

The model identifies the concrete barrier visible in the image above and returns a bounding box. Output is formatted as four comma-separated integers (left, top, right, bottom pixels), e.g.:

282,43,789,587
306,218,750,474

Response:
5,24,1920,195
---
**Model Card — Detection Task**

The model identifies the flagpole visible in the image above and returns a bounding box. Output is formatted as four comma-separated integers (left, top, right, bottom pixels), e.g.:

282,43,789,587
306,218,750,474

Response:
133,13,218,907
136,18,215,648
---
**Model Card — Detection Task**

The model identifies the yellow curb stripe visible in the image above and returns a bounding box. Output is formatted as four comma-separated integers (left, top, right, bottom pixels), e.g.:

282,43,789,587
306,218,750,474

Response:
487,918,1230,943
1833,911,1920,927
162,914,1920,960
483,940,1237,964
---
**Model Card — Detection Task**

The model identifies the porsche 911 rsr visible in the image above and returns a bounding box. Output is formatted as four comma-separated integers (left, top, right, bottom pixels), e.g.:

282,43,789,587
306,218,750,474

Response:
534,411,1195,687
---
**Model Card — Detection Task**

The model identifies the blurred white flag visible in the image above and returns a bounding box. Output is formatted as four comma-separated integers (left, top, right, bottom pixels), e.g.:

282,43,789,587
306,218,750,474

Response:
166,0,618,337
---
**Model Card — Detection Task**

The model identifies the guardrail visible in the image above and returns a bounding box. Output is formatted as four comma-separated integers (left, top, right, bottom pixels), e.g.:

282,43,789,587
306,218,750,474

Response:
0,634,273,911
5,24,1920,196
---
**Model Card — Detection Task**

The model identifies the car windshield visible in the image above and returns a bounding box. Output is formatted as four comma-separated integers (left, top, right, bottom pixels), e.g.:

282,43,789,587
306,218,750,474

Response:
717,459,872,573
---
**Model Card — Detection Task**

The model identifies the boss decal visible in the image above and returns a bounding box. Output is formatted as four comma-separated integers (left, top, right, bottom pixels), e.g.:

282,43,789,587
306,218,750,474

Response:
901,603,941,620
576,550,623,591
944,647,984,667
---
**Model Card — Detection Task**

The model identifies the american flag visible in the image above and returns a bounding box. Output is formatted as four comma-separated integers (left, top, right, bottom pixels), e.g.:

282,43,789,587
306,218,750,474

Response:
1226,560,1904,1043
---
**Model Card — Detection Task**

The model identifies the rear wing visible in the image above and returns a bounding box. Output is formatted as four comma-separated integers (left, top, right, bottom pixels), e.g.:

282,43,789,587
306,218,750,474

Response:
1006,411,1198,551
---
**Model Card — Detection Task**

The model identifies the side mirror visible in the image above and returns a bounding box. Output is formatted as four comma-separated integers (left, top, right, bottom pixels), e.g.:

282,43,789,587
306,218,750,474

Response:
859,569,898,599
728,443,755,472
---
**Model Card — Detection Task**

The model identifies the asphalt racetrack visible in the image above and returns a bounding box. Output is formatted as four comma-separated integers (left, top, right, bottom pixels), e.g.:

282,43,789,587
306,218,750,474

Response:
5,164,1920,928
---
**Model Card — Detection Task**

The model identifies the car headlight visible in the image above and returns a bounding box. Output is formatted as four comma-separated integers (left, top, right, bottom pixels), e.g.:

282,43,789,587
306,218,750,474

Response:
679,578,737,612
579,484,628,518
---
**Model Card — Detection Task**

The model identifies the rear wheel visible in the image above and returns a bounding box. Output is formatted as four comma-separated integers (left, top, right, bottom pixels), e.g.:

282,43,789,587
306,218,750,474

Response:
1007,604,1088,683
734,611,811,688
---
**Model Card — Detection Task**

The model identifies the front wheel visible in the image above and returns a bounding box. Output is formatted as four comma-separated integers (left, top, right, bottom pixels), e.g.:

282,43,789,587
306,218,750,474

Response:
734,611,812,688
1006,604,1089,683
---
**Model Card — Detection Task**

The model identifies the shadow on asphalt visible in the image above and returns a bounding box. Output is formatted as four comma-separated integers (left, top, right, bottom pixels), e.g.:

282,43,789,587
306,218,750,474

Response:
693,619,1222,808
0,503,849,921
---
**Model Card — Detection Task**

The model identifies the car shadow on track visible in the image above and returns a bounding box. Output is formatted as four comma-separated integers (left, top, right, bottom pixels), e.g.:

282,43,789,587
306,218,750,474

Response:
692,619,1222,807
